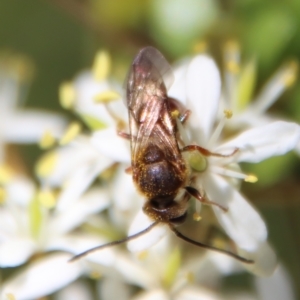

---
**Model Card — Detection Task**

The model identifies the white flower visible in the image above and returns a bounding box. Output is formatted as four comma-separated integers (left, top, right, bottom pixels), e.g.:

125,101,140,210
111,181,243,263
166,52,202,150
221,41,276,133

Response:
0,174,119,299
0,53,67,162
89,52,300,277
220,41,298,130
166,54,299,273
37,51,129,206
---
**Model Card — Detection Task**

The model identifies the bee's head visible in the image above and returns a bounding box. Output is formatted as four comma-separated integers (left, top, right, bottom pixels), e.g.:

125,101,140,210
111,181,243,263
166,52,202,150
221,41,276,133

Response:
143,195,188,224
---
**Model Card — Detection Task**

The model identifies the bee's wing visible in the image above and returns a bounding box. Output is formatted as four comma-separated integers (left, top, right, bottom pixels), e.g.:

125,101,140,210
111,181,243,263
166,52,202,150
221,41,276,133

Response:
126,47,178,163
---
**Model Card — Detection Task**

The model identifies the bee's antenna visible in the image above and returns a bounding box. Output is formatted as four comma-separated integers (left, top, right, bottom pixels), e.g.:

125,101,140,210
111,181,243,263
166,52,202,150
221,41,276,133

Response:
69,221,160,262
169,225,254,264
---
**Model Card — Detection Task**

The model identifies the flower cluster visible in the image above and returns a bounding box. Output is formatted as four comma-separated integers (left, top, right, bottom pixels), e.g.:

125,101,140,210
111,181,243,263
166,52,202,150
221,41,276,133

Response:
0,47,299,300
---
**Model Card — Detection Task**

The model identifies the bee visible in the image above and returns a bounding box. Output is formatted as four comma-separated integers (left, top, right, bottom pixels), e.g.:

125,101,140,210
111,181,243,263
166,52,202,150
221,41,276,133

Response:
70,47,253,264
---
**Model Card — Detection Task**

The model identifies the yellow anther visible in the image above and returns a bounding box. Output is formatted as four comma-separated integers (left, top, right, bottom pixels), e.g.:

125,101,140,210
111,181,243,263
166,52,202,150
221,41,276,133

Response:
5,294,16,300
212,237,225,249
0,165,14,184
282,60,298,88
59,82,76,109
224,40,240,53
223,109,233,119
0,187,7,204
193,212,202,221
94,90,120,103
93,50,111,81
226,60,240,74
37,189,56,208
137,250,148,260
35,151,57,178
59,122,81,146
193,41,208,54
245,174,258,183
171,109,180,119
90,271,102,280
186,272,195,284
4,53,35,83
39,130,56,149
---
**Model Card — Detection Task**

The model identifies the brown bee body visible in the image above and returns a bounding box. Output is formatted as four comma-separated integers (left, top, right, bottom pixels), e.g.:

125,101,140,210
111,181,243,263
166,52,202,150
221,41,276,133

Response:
126,46,190,223
70,47,253,264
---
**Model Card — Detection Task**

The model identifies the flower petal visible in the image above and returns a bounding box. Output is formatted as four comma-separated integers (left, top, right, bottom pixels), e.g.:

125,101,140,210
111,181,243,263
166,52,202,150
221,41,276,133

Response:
1,253,82,300
254,265,295,299
238,241,277,277
91,128,131,163
186,55,221,142
132,289,168,300
6,176,35,206
110,165,143,227
38,137,111,188
49,188,110,234
56,158,111,212
217,121,300,163
98,277,131,300
204,174,267,251
55,280,94,300
177,286,223,300
127,210,167,252
3,110,67,142
168,58,191,105
47,234,116,266
74,72,123,126
0,237,36,267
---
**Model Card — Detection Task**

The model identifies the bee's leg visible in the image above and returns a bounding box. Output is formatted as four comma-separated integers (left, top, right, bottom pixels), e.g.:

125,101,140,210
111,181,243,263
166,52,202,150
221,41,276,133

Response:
185,186,228,212
117,131,131,140
125,166,132,174
182,145,239,158
179,110,191,124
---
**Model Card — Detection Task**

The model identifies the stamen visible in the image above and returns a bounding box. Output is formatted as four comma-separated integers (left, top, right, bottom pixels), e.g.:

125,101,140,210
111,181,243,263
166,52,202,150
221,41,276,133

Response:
137,250,148,260
39,130,56,149
59,122,81,145
236,59,256,111
163,247,181,288
224,40,240,74
89,271,102,280
208,110,233,147
193,212,202,221
94,90,120,103
5,294,16,300
29,196,42,239
212,166,257,183
35,151,57,178
38,188,57,208
252,60,298,113
244,174,258,183
92,50,111,81
0,187,6,204
224,40,240,110
59,82,75,109
192,41,208,54
226,60,240,74
224,109,233,119
282,60,298,88
186,272,195,284
0,164,13,184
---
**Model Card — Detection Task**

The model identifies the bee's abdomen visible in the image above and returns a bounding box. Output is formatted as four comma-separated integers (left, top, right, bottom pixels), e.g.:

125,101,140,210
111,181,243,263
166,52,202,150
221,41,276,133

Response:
138,161,183,198
134,144,186,198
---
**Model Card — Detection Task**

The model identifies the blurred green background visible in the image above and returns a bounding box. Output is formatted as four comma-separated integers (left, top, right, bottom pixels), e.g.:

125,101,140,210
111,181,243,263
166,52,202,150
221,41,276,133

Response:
0,0,300,298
